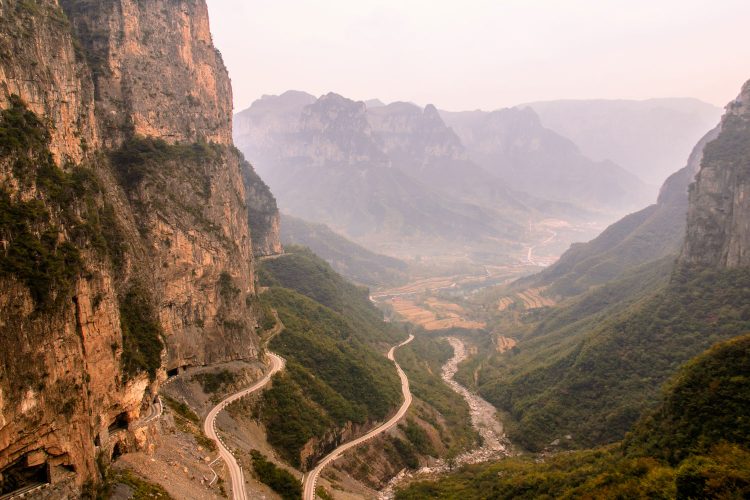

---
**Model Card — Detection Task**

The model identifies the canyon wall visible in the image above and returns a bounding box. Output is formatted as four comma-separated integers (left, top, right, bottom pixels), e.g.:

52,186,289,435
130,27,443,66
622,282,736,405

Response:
681,79,750,269
0,0,279,491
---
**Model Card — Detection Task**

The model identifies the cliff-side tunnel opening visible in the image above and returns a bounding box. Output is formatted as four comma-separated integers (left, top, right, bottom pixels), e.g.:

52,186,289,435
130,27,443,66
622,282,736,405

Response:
166,365,190,378
110,442,124,462
107,412,129,434
0,456,50,496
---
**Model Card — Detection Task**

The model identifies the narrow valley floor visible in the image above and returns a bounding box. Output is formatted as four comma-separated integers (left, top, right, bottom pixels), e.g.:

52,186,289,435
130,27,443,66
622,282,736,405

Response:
380,336,511,498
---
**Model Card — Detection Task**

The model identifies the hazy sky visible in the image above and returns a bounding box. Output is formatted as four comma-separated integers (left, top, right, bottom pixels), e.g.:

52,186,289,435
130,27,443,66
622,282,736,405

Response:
206,0,750,112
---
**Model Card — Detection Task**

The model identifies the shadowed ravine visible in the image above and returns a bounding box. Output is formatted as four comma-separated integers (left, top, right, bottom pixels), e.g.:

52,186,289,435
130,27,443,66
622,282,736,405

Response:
380,337,511,499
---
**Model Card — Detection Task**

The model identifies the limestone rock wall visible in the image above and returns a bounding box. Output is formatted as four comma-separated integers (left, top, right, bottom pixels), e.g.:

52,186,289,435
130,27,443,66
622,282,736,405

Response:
60,0,233,147
681,79,750,268
241,159,283,257
0,0,99,164
0,0,279,491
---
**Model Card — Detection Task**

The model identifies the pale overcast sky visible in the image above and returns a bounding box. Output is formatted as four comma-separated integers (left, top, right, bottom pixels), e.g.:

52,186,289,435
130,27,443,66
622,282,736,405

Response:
205,0,750,113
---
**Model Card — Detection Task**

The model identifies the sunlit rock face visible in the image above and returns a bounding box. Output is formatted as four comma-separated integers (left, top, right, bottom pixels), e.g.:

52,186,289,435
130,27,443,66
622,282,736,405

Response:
0,0,279,489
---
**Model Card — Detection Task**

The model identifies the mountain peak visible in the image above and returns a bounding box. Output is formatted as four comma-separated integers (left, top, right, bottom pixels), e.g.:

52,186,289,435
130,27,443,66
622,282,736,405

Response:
424,103,439,116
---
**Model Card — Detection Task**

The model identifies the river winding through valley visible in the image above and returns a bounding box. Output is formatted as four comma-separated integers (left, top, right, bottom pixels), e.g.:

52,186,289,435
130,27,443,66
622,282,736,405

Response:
379,336,510,498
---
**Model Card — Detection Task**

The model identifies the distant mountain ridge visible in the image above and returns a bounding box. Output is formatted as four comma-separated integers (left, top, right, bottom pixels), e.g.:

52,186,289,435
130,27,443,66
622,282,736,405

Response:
234,91,529,258
234,91,659,258
441,107,651,211
524,98,722,185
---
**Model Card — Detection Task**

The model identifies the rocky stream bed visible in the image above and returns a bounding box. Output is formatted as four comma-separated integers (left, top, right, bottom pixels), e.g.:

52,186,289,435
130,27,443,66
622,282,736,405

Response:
379,336,512,498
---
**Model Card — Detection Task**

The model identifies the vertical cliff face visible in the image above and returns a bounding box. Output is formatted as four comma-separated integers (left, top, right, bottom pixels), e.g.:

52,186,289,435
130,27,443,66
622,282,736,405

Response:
0,0,279,491
241,159,283,256
0,1,132,487
57,0,264,366
60,0,233,147
0,0,99,163
681,80,750,268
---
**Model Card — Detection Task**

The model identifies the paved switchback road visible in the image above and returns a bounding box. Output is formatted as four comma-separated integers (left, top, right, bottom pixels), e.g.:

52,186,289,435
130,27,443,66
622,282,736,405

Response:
203,352,285,500
303,334,415,500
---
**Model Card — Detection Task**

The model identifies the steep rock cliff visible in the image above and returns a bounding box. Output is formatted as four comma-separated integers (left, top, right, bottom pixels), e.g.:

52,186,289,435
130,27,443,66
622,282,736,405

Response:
681,80,750,268
0,0,98,163
0,1,135,488
60,0,233,147
56,0,267,367
0,0,279,492
241,157,282,256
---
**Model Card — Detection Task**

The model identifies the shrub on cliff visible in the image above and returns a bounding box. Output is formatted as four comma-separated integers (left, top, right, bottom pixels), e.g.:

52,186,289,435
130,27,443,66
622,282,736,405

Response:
250,449,302,500
0,96,125,307
119,284,163,380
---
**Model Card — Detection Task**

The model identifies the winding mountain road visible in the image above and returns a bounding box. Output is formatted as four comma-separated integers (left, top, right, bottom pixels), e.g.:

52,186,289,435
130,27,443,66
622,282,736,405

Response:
302,334,415,500
203,352,285,500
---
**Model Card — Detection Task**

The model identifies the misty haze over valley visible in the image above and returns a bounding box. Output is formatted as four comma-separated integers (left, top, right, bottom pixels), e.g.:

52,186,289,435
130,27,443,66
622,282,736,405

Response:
1,1,749,499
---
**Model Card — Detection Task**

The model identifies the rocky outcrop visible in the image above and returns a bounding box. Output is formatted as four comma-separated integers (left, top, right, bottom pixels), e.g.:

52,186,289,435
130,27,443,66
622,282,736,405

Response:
295,93,387,167
0,0,279,492
300,420,370,472
681,79,750,269
368,102,466,167
241,159,282,256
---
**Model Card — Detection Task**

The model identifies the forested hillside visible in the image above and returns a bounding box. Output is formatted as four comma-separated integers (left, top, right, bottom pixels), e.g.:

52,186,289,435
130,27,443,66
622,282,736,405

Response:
480,265,750,451
397,334,750,499
463,79,750,453
253,248,404,468
249,245,479,484
280,215,408,287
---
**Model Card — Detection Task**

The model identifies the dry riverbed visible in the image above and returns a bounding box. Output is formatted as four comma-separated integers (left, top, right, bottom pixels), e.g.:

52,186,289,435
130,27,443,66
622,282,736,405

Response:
379,337,511,498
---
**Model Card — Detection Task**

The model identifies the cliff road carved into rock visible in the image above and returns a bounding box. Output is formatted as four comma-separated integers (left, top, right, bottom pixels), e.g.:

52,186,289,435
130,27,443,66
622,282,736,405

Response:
203,352,286,500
